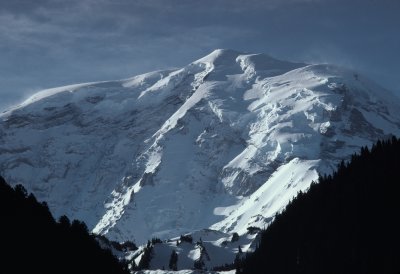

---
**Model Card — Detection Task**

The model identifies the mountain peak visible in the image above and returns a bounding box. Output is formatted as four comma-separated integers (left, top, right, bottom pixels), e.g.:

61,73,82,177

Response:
1,50,400,269
193,49,306,78
193,48,244,66
211,48,242,55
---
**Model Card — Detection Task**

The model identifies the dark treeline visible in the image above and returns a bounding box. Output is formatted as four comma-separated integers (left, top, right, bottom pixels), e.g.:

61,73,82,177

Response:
239,137,400,274
0,176,128,274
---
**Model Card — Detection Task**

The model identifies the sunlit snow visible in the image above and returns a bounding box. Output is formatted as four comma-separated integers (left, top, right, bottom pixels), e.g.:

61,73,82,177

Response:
1,49,400,269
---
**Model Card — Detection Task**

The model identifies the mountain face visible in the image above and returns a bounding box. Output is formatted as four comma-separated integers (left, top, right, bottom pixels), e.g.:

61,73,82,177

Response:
1,49,400,266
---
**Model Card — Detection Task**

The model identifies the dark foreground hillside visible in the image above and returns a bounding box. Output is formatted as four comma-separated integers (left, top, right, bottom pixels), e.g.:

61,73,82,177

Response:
0,176,128,274
239,137,400,274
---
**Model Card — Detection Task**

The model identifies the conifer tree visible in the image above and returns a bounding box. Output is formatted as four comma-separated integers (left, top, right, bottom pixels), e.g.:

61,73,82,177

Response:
169,250,178,271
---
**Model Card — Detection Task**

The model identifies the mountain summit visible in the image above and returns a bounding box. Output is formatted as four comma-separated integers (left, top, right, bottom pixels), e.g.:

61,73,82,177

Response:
1,50,400,255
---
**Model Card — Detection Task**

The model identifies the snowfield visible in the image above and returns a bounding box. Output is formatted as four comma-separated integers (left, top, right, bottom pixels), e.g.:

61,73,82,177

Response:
1,49,400,270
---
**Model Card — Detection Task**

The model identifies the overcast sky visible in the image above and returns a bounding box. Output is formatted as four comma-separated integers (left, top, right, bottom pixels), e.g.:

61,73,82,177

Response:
1,0,399,111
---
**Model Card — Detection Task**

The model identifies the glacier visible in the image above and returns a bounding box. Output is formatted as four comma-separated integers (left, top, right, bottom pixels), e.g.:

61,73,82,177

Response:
1,49,400,269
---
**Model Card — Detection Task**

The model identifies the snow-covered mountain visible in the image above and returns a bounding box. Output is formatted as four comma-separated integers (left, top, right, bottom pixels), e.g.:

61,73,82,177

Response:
1,49,400,269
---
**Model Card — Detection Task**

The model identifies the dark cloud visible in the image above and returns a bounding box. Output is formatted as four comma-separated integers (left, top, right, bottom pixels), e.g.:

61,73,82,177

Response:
1,0,399,110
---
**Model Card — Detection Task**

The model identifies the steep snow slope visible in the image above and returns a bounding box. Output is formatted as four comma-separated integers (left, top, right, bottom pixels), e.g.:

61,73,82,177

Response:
1,49,400,268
